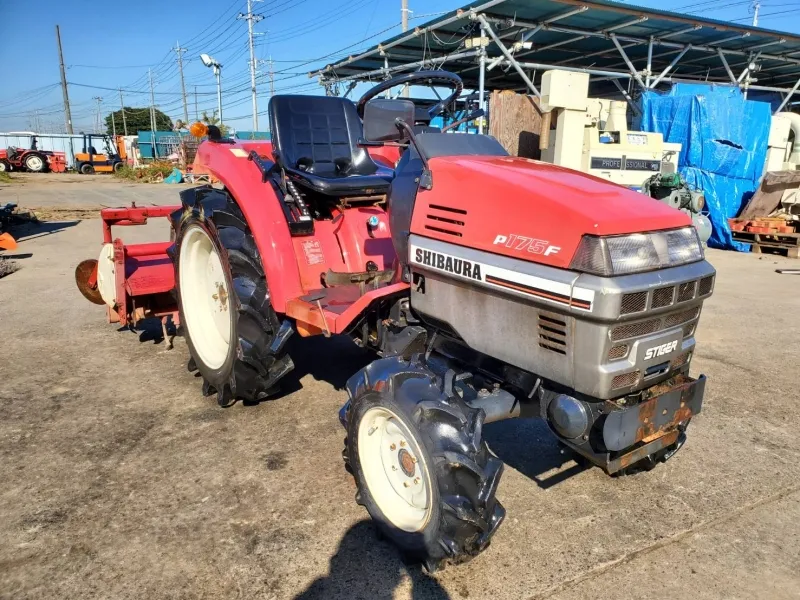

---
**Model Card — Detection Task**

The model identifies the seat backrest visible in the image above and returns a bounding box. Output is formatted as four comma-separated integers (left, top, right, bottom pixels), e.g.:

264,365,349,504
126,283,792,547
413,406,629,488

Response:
269,95,377,178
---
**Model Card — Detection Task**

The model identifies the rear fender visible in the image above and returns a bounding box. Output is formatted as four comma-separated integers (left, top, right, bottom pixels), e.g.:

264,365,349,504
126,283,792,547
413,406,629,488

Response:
194,140,302,313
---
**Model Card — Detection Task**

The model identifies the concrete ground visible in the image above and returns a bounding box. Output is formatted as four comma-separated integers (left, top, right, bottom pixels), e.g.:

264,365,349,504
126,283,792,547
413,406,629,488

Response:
1,174,799,600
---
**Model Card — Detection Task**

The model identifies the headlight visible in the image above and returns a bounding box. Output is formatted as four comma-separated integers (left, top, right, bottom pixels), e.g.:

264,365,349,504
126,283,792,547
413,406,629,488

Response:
570,227,703,276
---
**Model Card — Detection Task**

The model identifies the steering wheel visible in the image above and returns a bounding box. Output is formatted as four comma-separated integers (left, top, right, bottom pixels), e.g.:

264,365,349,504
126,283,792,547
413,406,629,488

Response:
356,70,464,119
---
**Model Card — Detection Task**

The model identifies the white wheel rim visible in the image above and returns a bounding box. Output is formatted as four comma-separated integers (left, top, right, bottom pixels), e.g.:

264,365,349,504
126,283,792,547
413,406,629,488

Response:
97,243,117,307
358,406,432,532
27,156,43,170
179,225,232,370
0,162,6,171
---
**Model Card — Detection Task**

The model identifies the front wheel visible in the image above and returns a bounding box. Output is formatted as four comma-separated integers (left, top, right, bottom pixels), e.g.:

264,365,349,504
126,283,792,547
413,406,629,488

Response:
79,163,95,175
0,160,9,172
170,186,294,407
345,358,505,572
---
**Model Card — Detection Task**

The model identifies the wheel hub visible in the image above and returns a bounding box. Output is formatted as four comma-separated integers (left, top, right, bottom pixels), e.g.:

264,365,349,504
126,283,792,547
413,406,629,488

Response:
398,448,416,477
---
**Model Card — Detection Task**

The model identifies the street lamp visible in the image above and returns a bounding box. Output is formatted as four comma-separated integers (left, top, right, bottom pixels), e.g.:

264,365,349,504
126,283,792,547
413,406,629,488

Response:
200,53,223,124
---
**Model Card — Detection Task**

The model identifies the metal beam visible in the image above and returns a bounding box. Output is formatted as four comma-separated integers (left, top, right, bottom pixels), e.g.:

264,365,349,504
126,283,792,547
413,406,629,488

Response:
658,25,702,40
646,36,654,87
487,24,542,70
320,49,480,83
651,45,692,88
737,51,761,83
610,33,647,89
479,22,487,133
611,78,641,116
717,48,737,83
475,14,541,97
775,76,800,113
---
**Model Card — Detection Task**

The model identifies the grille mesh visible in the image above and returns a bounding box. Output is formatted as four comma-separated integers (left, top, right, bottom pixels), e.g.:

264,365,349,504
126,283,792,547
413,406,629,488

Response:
670,351,691,370
664,307,701,328
620,291,647,314
677,281,697,302
611,319,660,341
608,344,629,360
652,286,675,308
683,323,695,338
612,371,640,389
698,276,714,296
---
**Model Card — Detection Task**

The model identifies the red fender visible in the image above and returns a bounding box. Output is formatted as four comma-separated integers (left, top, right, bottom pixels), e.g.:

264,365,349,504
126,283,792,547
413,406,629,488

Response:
193,140,302,314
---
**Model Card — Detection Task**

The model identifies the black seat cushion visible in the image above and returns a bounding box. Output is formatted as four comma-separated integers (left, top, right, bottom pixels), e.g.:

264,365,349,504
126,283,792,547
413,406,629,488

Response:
269,95,392,196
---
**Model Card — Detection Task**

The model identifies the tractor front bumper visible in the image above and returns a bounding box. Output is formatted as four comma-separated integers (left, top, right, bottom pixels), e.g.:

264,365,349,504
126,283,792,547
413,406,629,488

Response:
555,373,705,474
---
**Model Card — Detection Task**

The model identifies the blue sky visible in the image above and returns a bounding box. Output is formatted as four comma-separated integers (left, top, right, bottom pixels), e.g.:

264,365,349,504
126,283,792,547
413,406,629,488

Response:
0,0,798,133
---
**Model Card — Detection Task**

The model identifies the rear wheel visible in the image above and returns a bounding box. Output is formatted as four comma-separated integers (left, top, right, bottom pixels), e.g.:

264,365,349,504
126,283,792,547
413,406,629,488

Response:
113,161,124,173
24,154,46,173
0,160,9,172
344,357,506,572
79,163,95,175
170,186,294,407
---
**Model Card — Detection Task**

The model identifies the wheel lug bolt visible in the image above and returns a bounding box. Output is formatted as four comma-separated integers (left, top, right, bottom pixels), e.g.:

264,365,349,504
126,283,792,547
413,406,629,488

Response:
392,466,396,471
414,478,419,485
400,441,406,447
390,443,396,450
403,481,410,488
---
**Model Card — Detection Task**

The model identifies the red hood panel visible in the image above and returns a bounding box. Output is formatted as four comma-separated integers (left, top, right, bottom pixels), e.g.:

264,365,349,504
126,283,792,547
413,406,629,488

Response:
409,155,691,269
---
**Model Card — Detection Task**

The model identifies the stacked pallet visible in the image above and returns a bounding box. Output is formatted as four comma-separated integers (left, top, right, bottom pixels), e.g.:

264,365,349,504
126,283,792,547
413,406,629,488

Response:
728,217,800,258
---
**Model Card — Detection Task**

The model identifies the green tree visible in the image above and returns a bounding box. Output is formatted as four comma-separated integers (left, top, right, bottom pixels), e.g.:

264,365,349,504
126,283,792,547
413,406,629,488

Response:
201,110,230,137
105,107,173,135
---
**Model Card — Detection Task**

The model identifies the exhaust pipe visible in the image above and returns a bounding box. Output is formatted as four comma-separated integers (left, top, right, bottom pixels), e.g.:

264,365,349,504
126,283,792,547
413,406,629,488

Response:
466,388,520,423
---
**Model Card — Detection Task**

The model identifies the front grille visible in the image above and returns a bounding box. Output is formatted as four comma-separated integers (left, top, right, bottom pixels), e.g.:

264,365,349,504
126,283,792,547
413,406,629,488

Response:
664,307,700,328
538,312,567,355
612,371,640,389
611,318,660,341
608,344,628,360
670,351,691,370
683,323,695,338
698,276,714,296
677,281,696,302
612,307,700,342
652,286,675,308
424,204,467,237
620,291,647,314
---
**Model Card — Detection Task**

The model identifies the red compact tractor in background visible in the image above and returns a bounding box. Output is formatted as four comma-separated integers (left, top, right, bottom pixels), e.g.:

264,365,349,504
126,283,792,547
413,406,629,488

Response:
75,71,715,571
0,139,55,173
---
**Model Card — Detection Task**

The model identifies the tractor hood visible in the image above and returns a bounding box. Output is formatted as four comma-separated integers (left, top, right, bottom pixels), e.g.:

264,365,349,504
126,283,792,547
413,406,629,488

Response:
409,155,692,270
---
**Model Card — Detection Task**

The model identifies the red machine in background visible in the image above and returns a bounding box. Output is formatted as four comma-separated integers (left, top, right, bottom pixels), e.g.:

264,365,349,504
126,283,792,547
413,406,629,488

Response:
75,71,715,572
0,137,60,173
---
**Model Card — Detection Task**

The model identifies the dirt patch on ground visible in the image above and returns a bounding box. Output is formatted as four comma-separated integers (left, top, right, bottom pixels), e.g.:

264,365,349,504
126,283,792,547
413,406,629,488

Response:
24,206,103,221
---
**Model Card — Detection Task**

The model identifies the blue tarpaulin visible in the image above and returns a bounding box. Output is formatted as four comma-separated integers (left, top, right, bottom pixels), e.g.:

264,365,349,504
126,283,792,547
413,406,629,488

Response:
641,84,771,251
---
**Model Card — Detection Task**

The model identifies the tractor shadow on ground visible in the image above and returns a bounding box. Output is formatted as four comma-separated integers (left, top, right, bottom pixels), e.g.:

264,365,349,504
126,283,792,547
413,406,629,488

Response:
10,219,80,242
118,317,176,346
274,334,374,398
294,520,451,600
483,418,589,490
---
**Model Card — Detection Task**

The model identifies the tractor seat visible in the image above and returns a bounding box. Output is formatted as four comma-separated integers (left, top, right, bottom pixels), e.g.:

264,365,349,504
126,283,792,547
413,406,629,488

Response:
269,95,393,197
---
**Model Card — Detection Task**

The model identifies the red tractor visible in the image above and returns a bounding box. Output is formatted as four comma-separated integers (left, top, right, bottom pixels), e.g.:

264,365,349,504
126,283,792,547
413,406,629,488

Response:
0,142,52,173
75,72,714,571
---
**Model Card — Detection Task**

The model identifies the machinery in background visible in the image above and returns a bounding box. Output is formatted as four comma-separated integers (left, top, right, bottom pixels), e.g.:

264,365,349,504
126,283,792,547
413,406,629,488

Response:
75,134,126,174
643,173,712,243
0,141,53,173
0,203,22,250
539,70,680,187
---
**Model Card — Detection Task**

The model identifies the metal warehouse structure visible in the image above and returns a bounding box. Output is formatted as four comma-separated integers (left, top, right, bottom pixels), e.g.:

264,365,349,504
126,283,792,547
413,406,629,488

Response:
312,0,800,115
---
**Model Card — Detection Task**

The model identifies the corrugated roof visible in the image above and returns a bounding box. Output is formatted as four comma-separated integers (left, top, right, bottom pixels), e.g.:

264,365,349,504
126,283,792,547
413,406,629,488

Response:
312,0,800,95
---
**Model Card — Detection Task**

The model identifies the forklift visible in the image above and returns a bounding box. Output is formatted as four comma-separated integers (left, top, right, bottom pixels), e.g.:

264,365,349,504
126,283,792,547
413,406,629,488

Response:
75,134,125,174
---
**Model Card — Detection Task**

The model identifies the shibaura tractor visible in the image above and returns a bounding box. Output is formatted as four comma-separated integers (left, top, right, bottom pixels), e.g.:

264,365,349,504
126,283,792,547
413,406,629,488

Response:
75,72,714,571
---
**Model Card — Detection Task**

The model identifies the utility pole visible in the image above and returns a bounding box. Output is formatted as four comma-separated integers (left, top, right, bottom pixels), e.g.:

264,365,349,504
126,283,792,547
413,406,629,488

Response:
401,0,410,97
238,0,264,131
752,1,760,26
174,41,190,124
92,96,103,132
55,25,73,134
269,56,275,97
149,69,159,158
194,86,198,120
119,88,128,136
